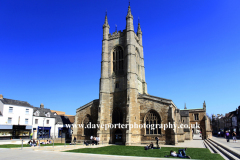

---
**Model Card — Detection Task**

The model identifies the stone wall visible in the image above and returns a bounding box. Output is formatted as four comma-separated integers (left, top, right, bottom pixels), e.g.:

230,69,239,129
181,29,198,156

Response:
75,100,99,141
138,95,178,145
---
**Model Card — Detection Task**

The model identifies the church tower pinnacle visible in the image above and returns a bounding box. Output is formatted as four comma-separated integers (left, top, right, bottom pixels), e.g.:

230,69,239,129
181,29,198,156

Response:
103,12,110,40
126,4,134,31
137,18,142,45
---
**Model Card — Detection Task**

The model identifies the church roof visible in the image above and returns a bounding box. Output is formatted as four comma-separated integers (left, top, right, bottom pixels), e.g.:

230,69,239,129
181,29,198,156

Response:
76,99,99,112
0,98,33,108
138,94,173,104
181,108,204,111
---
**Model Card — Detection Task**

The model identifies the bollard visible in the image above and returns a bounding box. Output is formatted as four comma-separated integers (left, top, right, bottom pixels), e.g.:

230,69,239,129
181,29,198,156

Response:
21,139,23,150
65,139,66,147
53,140,54,148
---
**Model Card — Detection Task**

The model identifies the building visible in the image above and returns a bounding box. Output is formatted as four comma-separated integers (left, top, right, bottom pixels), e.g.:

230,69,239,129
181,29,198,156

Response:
224,108,239,136
212,114,224,135
32,104,57,139
181,102,212,139
52,110,75,141
237,106,240,137
0,94,33,139
0,94,74,140
74,5,212,145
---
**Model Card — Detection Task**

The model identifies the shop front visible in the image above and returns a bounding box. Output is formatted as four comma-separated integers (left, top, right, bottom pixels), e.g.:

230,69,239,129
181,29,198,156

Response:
0,125,32,140
0,125,13,140
38,127,51,138
12,125,32,139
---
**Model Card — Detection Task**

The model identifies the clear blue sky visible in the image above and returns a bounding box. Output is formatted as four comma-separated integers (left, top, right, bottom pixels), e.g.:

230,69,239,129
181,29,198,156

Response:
0,0,239,116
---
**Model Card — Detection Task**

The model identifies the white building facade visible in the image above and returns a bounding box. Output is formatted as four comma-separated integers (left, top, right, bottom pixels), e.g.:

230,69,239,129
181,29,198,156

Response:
0,95,33,139
0,94,74,140
32,104,57,138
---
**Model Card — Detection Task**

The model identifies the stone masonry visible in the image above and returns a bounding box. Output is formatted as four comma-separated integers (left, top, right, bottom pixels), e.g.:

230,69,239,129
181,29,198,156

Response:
74,4,211,145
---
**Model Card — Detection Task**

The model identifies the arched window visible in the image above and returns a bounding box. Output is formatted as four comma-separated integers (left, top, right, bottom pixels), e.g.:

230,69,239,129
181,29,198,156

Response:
112,108,123,124
113,46,124,75
145,110,161,135
83,115,93,136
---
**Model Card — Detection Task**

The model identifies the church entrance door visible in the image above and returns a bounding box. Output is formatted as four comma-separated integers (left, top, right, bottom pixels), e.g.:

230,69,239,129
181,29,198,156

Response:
114,129,122,144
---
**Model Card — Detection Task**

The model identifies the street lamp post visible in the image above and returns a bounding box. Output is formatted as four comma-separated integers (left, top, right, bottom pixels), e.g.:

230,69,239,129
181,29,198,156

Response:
42,118,45,139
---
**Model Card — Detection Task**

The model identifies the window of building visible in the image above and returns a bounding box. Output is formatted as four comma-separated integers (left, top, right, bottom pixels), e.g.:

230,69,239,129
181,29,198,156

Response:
83,115,93,136
26,109,29,114
145,110,161,135
35,111,39,116
9,107,13,113
112,108,123,124
115,82,119,88
35,119,38,124
46,112,50,117
58,127,62,138
113,46,124,76
194,114,199,121
25,118,28,124
46,120,49,124
8,117,12,124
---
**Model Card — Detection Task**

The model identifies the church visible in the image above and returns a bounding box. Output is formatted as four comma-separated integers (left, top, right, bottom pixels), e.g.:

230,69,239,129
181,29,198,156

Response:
74,4,211,145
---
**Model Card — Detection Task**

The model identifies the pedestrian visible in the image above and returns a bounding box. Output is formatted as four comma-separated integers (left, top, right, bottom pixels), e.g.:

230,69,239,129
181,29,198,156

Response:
73,136,76,144
96,136,99,145
218,131,220,137
30,132,33,139
93,136,96,145
225,131,230,142
155,137,159,148
232,131,237,143
90,135,93,145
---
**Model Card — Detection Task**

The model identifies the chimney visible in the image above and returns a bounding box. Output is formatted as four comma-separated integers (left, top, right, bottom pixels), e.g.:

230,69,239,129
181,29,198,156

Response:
0,94,3,99
40,103,44,108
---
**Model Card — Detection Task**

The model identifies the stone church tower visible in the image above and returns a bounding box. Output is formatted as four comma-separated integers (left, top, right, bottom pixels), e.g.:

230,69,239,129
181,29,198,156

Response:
74,4,211,145
98,4,147,145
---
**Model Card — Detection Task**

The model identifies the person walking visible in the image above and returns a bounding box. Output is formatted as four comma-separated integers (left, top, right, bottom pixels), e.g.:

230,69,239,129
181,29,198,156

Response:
232,131,237,143
73,136,76,144
30,132,33,139
225,131,230,142
155,137,159,148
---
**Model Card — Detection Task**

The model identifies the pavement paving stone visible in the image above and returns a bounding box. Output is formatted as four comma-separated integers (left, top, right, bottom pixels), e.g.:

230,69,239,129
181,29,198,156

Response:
211,136,240,154
0,135,205,160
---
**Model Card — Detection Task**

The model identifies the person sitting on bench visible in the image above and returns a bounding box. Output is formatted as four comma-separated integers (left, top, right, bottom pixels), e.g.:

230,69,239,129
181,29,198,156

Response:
84,140,89,146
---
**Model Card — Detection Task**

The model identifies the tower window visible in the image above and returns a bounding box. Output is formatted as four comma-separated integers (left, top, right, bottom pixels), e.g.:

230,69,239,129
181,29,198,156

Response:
113,46,124,75
115,82,119,88
112,108,123,124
